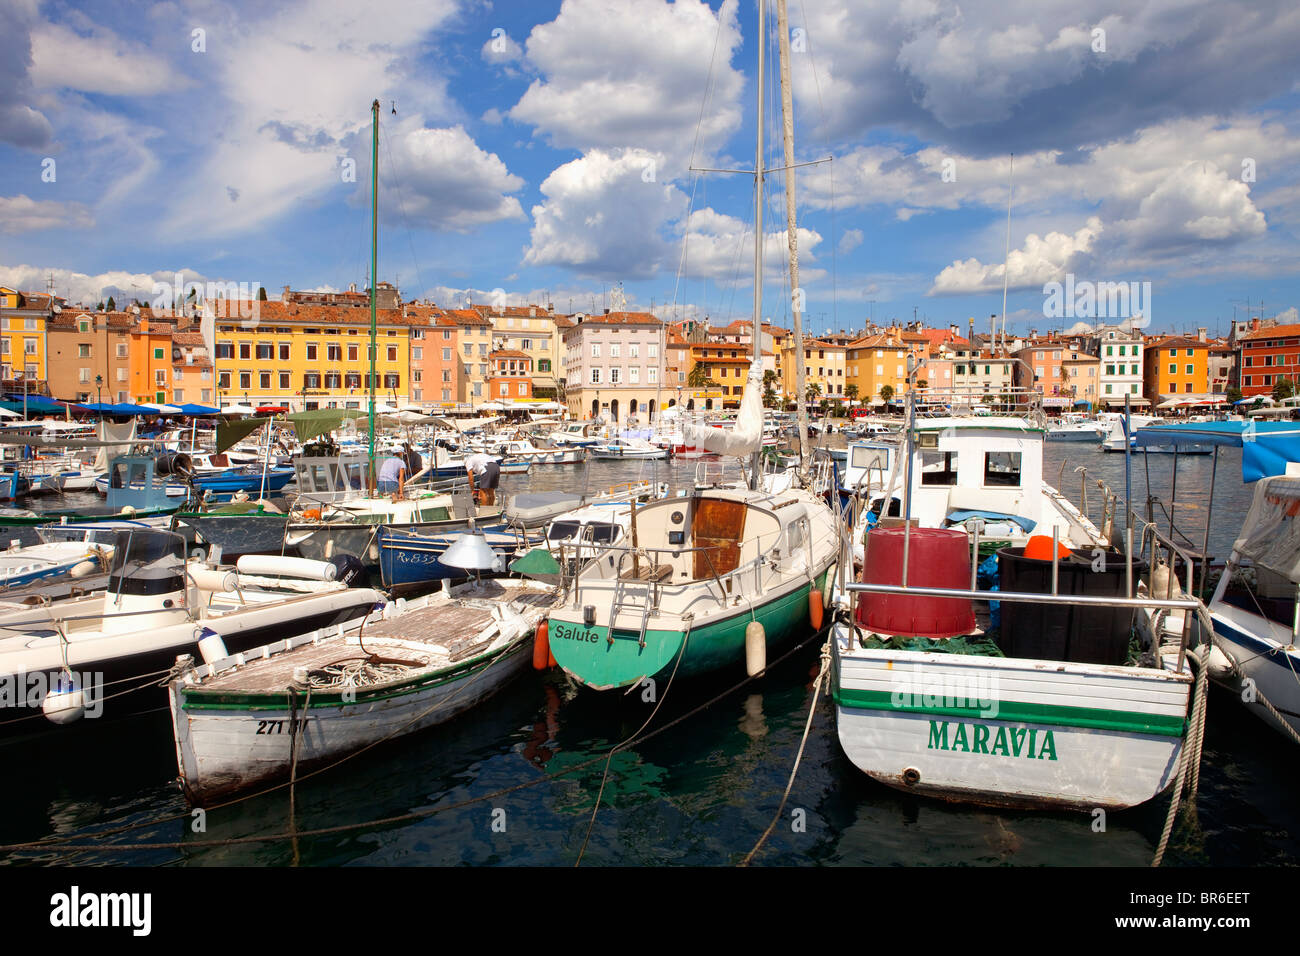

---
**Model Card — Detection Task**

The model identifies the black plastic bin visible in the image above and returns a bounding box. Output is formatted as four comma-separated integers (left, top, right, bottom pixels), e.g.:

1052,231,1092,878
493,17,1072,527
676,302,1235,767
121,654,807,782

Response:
996,546,1147,665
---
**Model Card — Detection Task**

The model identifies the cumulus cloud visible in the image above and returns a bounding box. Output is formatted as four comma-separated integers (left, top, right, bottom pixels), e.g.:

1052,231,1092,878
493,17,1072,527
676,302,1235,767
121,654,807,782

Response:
930,216,1102,295
0,195,94,233
509,0,744,168
0,0,53,148
524,148,688,280
678,207,825,284
838,228,864,254
481,29,525,67
363,123,526,232
0,263,236,309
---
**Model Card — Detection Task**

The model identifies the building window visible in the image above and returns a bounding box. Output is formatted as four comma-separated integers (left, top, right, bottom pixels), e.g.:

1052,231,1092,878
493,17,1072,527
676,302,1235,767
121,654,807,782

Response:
328,344,342,362
279,343,291,361
78,344,91,358
259,371,271,389
348,344,359,362
239,372,251,389
239,343,251,360
304,372,321,389
279,372,290,389
610,368,621,384
387,346,398,362
256,343,272,360
216,342,233,359
591,368,601,384
306,344,318,361
591,343,601,358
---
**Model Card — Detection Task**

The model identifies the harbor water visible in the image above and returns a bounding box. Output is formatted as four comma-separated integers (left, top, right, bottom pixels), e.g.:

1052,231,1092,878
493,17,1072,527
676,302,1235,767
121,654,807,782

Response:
1,443,1295,867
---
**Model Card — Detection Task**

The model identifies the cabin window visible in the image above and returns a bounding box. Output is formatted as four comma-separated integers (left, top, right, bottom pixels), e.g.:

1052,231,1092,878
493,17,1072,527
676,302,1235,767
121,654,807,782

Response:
920,450,958,486
983,452,1022,487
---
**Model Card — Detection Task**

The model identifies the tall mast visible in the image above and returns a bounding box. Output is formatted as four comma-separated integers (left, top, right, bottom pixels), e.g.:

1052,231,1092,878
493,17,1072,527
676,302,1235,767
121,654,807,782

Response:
749,0,765,491
999,153,1014,351
368,98,379,490
776,0,808,481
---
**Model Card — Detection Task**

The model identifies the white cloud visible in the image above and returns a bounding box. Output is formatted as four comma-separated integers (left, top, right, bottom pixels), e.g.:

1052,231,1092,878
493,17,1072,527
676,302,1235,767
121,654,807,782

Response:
481,29,525,66
371,123,526,231
678,208,825,285
30,21,188,97
0,263,229,308
1114,162,1266,250
164,0,464,238
838,228,863,254
0,195,93,233
524,148,688,280
509,0,744,169
930,216,1102,295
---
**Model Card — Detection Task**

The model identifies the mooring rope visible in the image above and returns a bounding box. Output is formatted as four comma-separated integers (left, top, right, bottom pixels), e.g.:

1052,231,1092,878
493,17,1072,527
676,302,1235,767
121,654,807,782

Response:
574,618,692,867
740,635,832,866
0,623,833,858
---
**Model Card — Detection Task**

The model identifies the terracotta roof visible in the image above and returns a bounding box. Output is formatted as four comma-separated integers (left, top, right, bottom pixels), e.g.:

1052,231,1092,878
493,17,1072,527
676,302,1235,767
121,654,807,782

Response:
173,332,207,346
575,311,661,326
1241,323,1300,341
490,349,530,359
1148,335,1210,349
216,300,426,327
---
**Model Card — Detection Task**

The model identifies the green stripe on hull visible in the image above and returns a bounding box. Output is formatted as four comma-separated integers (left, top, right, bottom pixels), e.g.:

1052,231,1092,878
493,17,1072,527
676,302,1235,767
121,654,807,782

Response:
834,687,1186,737
180,638,529,711
551,570,827,689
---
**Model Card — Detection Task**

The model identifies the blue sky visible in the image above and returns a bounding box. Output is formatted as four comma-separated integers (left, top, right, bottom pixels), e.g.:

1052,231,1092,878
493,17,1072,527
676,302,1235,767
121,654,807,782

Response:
3,0,1300,338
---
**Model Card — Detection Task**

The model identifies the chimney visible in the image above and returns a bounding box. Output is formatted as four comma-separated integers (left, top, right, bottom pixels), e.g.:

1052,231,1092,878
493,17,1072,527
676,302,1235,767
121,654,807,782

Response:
1251,317,1261,331
349,282,356,293
1197,327,1207,342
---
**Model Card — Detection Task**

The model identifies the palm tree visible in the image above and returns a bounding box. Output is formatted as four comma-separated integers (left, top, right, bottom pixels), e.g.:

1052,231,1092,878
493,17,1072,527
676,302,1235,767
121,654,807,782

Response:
805,381,822,405
879,384,894,404
845,383,859,403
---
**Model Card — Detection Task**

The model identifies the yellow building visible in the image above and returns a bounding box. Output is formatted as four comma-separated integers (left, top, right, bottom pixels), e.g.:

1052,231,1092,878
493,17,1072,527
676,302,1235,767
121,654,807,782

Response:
0,286,52,390
846,332,909,404
477,304,564,398
213,299,414,410
780,336,847,405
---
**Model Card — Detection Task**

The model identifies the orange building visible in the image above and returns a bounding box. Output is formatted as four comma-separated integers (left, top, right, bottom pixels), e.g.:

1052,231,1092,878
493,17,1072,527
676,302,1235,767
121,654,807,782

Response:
488,349,532,401
130,318,175,405
1143,335,1210,401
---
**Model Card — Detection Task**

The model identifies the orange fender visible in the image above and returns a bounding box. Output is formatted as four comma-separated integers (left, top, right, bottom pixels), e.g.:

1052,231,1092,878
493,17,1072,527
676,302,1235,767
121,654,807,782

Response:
303,508,322,521
533,621,552,671
809,589,824,630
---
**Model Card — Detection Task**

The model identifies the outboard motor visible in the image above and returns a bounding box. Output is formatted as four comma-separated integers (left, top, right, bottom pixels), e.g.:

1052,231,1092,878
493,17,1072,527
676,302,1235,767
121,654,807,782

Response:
328,553,367,587
156,451,195,479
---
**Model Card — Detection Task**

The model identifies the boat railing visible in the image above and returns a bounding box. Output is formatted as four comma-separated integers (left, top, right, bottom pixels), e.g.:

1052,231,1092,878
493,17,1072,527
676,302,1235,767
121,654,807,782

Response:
910,385,1047,425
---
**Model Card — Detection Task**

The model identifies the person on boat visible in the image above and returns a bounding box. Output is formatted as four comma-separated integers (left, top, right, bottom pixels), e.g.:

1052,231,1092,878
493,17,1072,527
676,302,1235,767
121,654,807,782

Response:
464,451,499,505
402,442,423,478
377,455,406,497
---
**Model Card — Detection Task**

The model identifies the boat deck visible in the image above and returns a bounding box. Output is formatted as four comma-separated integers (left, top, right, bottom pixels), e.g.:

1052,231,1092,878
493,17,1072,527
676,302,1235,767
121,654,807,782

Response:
192,579,556,695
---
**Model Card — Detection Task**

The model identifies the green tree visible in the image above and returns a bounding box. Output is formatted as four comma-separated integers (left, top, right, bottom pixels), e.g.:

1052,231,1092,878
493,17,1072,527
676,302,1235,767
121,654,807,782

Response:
845,383,859,403
915,379,928,389
879,384,894,404
805,381,822,404
95,300,104,312
257,286,268,301
1273,377,1295,401
106,295,116,311
1225,387,1242,404
687,364,715,389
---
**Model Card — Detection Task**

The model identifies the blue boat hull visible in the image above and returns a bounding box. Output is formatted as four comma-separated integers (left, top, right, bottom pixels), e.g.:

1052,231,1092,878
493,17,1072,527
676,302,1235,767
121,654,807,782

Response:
377,526,520,588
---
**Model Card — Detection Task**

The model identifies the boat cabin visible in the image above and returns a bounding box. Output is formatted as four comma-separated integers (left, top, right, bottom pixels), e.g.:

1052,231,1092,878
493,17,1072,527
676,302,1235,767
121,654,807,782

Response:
293,453,370,503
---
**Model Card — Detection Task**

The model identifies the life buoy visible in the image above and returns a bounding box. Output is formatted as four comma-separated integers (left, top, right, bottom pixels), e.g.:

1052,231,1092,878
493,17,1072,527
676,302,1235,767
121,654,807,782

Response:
809,589,824,630
533,621,552,670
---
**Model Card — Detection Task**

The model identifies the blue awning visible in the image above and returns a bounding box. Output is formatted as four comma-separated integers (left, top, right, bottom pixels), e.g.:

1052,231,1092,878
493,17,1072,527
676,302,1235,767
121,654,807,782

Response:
176,403,220,415
76,402,157,416
946,509,1038,534
1134,421,1300,482
0,395,71,414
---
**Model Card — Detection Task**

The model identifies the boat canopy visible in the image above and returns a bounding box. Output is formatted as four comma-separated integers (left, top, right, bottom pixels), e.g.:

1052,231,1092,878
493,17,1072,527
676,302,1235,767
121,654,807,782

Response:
1231,475,1300,584
1134,420,1300,481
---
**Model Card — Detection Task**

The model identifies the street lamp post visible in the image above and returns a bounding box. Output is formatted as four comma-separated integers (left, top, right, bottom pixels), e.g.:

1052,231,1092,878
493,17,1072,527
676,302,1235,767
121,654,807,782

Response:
95,374,103,423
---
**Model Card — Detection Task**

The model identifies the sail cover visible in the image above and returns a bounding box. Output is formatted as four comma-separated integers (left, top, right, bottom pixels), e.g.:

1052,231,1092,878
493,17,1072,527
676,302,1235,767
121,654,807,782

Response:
1232,475,1300,584
682,360,764,457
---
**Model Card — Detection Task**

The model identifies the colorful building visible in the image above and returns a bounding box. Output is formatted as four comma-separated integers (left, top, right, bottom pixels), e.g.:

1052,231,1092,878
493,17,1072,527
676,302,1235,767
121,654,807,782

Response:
562,311,667,425
1238,322,1300,396
1143,335,1211,402
46,309,134,403
488,349,533,402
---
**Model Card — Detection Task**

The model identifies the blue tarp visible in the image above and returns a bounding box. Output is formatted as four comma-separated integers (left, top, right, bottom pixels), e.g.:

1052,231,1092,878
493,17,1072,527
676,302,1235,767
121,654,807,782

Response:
946,509,1038,534
176,403,220,415
1134,420,1300,482
76,402,157,416
0,395,70,414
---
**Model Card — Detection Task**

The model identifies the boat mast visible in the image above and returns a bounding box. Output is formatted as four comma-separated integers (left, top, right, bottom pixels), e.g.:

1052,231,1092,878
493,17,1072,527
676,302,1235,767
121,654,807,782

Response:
776,0,809,482
749,0,766,491
368,98,379,493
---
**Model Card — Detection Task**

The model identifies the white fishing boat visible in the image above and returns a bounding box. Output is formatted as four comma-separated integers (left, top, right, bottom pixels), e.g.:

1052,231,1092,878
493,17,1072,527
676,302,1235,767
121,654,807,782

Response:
1100,412,1211,455
1046,412,1107,442
547,421,604,448
0,528,381,735
830,384,1209,811
468,436,585,465
588,436,668,460
0,522,126,590
169,576,555,803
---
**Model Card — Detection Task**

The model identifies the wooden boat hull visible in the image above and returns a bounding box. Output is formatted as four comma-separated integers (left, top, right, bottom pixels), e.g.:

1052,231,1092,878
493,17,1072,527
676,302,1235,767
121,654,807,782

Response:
830,626,1193,810
549,569,830,689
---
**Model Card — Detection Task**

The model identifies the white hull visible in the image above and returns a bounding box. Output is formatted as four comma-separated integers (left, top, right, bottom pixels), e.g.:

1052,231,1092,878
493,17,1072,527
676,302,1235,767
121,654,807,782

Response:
831,625,1193,810
1209,600,1300,741
169,582,550,801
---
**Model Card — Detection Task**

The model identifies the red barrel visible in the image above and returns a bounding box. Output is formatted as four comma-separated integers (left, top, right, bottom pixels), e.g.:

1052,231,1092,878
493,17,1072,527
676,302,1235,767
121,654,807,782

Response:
856,526,975,639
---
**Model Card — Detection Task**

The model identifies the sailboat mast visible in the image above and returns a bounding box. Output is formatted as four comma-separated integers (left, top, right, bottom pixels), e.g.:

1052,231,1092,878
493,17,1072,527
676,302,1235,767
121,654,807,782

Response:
749,0,766,491
369,98,379,490
776,0,809,480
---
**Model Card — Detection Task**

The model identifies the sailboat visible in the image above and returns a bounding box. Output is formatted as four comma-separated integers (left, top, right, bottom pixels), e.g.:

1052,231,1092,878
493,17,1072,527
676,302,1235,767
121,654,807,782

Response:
544,0,840,689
